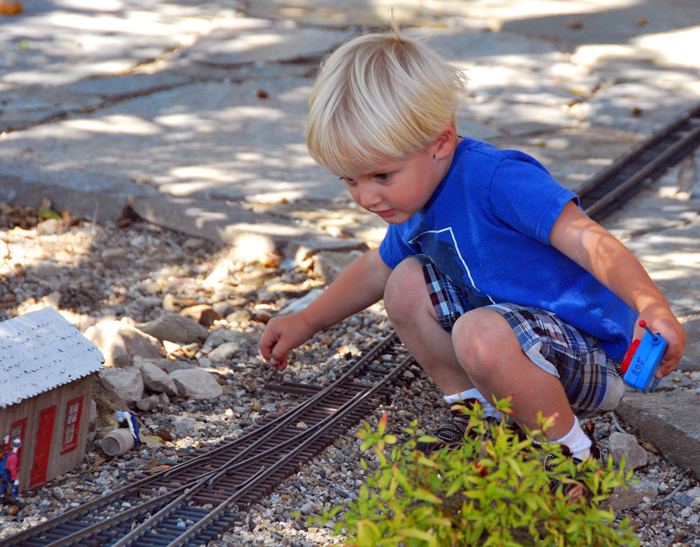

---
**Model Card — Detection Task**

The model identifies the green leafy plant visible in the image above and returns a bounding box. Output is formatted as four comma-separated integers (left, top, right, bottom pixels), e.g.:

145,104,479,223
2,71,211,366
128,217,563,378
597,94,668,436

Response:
313,400,638,546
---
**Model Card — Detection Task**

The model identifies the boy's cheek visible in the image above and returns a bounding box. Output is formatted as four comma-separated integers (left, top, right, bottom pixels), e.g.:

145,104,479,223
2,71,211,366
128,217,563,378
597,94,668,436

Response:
347,191,365,209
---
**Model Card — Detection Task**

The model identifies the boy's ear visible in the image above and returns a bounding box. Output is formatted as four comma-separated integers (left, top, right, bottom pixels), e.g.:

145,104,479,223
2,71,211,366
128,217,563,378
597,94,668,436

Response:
433,123,457,160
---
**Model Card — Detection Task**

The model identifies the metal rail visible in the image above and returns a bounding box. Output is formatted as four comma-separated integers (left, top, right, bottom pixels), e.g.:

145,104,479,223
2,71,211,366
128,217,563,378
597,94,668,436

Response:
580,103,700,220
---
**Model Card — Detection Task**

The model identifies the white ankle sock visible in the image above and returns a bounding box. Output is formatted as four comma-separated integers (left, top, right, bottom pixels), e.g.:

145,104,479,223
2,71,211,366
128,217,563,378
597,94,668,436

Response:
553,416,591,460
444,388,503,419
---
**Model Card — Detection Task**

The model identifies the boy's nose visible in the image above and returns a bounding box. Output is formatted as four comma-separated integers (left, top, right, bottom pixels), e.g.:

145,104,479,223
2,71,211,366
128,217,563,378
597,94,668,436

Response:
357,186,381,209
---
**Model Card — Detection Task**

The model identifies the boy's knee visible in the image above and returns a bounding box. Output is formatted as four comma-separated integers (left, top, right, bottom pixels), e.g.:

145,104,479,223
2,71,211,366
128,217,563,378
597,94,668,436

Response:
451,309,514,378
384,258,427,322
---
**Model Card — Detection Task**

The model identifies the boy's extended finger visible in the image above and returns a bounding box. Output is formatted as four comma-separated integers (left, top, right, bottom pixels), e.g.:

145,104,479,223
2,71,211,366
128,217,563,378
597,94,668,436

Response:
657,354,679,377
258,327,280,361
258,340,271,362
270,346,289,367
271,355,288,370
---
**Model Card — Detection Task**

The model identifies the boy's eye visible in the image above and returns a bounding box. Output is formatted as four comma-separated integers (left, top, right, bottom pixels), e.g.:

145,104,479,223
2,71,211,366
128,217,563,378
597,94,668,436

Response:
374,173,391,182
339,176,357,187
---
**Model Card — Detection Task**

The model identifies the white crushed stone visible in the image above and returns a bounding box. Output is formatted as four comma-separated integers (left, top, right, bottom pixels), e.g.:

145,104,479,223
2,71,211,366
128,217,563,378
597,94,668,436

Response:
0,205,698,546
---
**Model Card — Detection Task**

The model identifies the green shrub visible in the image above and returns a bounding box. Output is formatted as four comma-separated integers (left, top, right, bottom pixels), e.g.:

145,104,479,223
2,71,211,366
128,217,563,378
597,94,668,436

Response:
313,400,638,546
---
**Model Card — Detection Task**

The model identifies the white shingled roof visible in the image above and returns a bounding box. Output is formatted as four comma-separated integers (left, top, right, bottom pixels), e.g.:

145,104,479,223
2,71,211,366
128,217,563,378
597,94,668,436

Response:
0,307,104,409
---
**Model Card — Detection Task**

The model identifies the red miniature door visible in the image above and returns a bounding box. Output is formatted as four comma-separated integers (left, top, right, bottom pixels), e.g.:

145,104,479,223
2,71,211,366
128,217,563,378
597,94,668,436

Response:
30,405,56,488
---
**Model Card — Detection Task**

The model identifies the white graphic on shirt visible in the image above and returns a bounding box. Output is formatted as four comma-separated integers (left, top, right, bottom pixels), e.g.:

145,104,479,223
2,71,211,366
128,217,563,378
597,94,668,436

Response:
409,227,496,305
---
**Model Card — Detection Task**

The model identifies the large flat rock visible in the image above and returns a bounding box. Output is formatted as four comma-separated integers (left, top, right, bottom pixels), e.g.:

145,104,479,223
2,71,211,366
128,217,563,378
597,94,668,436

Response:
0,77,332,219
181,18,353,66
622,215,700,318
0,0,243,90
129,194,325,248
679,316,700,373
616,390,700,481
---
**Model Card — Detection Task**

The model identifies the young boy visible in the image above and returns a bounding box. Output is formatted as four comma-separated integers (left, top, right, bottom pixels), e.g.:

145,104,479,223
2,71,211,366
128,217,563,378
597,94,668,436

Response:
258,31,686,462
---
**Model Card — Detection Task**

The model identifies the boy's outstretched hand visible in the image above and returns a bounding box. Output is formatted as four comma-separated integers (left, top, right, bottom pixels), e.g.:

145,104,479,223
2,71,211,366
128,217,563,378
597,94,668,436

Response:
636,306,687,378
259,311,317,370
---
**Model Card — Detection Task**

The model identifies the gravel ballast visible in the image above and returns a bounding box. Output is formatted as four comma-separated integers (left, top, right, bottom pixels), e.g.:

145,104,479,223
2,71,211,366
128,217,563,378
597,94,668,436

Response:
0,202,698,546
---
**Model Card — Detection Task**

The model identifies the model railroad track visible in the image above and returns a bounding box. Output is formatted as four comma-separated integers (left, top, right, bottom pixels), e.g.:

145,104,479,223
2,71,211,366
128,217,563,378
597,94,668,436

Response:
2,334,415,547
580,103,700,220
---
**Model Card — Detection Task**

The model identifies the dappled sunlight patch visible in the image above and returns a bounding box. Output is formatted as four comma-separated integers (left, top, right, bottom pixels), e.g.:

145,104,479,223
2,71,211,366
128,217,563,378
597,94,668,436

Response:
640,258,700,280
220,105,286,123
66,114,160,135
223,31,285,53
165,167,233,188
633,25,700,70
156,112,219,131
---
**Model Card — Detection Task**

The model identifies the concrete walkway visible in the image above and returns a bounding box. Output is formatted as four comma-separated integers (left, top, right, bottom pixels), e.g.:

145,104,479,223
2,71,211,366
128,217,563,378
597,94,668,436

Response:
1,0,699,477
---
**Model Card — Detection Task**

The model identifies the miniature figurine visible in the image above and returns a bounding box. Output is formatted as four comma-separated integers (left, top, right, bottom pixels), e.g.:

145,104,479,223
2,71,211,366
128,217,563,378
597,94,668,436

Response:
0,435,9,502
0,436,21,504
115,410,141,447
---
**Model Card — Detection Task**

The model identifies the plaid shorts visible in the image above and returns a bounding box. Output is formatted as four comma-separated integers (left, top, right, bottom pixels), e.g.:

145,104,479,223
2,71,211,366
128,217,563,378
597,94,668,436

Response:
421,258,625,416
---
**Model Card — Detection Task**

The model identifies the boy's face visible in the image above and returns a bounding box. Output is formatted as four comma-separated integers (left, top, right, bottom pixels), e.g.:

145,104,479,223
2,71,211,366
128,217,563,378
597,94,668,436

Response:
339,146,447,224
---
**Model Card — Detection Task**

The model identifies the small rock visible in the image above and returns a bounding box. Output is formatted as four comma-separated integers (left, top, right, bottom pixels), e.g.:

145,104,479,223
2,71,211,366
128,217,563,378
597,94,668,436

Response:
162,293,179,312
85,319,164,368
183,237,205,250
98,367,144,403
136,313,208,344
277,289,323,316
170,368,223,400
300,501,315,515
180,304,221,327
609,480,659,510
134,359,178,396
673,493,695,507
208,341,241,363
202,328,246,353
172,416,201,436
37,218,61,235
136,394,165,412
609,432,648,470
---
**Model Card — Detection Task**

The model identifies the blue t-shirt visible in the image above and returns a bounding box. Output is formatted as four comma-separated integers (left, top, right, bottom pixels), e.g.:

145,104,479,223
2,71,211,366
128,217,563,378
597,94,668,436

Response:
379,138,635,360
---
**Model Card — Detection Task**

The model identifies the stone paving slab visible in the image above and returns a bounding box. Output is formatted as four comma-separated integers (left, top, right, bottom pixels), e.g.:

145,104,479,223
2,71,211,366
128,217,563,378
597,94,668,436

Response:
605,174,700,242
2,24,593,222
582,82,698,134
0,0,243,90
626,225,700,318
617,390,700,481
0,76,330,219
129,194,322,249
495,0,700,60
494,127,641,188
0,72,195,132
0,20,658,226
180,17,353,66
681,317,700,373
242,0,483,29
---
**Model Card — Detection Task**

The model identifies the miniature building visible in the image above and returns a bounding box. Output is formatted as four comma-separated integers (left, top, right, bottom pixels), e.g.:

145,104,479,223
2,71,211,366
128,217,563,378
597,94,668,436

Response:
0,307,103,491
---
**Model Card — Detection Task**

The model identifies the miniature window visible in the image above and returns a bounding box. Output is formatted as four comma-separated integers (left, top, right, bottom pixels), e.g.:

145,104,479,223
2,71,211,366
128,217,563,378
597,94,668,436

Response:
10,418,26,466
61,396,84,453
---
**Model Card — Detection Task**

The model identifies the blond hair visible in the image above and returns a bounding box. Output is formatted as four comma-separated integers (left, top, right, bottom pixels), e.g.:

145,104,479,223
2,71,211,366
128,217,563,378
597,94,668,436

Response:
306,31,466,179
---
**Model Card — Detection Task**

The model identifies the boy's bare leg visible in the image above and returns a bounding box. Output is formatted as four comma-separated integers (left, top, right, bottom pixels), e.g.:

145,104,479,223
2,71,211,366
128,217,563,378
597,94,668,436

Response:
384,258,474,395
451,308,574,439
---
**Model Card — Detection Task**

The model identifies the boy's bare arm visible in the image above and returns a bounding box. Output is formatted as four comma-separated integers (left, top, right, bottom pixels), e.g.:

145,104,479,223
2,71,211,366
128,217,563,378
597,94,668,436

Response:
550,201,686,375
259,249,392,369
